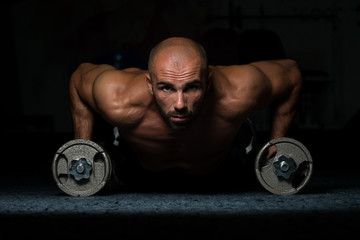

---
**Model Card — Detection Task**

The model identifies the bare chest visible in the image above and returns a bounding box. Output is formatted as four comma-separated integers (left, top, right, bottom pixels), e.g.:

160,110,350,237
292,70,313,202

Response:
120,112,241,174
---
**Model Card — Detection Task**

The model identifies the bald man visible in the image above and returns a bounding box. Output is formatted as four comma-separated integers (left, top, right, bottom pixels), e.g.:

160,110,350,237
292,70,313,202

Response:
69,37,302,189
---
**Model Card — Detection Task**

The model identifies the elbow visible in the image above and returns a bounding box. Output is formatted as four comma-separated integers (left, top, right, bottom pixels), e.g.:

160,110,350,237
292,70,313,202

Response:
71,63,95,79
70,63,87,85
288,60,302,92
69,63,95,89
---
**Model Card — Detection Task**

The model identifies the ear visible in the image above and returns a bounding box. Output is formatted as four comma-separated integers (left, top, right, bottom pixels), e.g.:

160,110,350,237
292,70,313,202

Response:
206,69,213,91
145,73,154,95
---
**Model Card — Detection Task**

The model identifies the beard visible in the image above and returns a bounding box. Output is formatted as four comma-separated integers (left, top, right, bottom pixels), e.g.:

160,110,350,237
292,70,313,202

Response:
161,108,197,131
154,99,199,131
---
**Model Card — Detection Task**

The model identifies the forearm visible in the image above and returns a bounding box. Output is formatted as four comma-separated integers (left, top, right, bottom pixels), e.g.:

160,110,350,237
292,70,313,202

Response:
269,63,302,140
69,66,95,139
270,104,297,140
69,63,117,139
71,102,94,139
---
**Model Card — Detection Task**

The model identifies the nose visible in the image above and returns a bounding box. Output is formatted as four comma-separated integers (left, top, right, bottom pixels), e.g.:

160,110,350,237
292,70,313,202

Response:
174,91,186,112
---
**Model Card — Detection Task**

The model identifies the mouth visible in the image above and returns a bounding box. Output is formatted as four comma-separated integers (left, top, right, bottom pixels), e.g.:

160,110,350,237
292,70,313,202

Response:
170,115,189,122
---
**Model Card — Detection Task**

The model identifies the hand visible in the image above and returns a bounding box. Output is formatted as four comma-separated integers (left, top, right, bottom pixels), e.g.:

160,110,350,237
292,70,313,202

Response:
267,145,277,160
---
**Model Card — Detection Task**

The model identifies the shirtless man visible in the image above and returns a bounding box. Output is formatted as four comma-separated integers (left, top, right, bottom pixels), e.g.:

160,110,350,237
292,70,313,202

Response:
69,37,302,188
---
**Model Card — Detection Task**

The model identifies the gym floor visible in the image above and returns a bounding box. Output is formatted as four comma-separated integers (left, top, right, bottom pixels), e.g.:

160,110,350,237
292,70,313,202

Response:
1,130,359,239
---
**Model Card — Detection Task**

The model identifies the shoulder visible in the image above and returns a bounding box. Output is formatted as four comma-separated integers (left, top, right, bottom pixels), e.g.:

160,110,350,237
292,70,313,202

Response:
93,68,152,126
214,59,300,104
212,65,271,110
216,59,299,82
249,59,302,99
93,67,147,96
215,63,273,87
248,59,300,81
209,60,301,121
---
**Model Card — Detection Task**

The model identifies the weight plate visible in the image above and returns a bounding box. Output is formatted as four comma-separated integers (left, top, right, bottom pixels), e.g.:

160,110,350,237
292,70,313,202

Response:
52,139,112,197
255,137,313,195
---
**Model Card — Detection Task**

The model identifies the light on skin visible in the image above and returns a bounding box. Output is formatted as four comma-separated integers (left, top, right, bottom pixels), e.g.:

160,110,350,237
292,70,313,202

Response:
146,49,208,131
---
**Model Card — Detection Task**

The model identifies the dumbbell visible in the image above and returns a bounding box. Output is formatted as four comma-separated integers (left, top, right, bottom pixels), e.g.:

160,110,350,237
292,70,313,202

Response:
53,137,313,196
52,139,112,197
255,137,313,195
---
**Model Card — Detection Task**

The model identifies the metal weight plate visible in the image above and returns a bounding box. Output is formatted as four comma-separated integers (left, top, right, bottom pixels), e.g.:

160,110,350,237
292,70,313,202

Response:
52,139,112,197
255,137,313,195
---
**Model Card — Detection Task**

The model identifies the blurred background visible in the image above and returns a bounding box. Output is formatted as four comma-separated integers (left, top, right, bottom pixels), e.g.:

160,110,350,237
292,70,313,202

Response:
1,0,359,176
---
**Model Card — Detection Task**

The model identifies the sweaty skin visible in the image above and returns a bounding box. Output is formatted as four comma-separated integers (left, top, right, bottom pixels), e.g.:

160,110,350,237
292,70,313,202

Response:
69,37,302,174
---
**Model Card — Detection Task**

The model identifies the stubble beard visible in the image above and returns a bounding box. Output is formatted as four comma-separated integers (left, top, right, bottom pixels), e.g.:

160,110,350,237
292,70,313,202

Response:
154,99,199,132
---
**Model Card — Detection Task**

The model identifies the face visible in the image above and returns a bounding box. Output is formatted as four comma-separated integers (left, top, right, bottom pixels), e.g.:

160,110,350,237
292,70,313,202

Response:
146,58,208,131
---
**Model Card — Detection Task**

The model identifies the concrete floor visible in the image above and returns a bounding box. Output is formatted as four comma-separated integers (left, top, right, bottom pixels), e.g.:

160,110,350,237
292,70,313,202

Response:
1,131,359,239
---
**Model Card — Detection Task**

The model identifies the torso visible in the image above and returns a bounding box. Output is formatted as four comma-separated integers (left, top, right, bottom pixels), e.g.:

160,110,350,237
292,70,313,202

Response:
96,66,258,174
120,101,245,174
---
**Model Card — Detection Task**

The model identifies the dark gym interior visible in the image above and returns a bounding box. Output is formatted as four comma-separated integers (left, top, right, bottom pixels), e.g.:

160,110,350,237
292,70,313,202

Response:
1,0,360,238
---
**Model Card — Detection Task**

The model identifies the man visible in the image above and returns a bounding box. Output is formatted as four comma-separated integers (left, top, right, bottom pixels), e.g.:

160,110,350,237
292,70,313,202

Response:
69,37,302,190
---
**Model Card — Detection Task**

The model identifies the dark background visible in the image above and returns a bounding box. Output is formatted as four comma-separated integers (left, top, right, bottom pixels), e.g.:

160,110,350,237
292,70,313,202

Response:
1,2,360,238
1,0,360,178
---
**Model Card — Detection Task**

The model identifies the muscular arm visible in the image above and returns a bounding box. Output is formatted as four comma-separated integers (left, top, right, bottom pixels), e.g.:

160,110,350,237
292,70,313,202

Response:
220,59,302,139
69,63,116,139
250,59,302,139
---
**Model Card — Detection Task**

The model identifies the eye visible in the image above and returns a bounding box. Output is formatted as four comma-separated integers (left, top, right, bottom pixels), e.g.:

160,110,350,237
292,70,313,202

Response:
159,86,172,92
185,84,201,92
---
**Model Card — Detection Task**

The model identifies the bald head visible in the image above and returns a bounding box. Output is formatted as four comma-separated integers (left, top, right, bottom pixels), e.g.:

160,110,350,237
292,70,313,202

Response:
146,38,209,131
148,37,208,78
